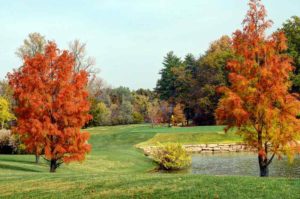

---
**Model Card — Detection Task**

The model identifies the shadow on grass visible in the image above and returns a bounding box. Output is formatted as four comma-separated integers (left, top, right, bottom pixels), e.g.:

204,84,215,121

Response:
0,163,41,172
0,158,35,165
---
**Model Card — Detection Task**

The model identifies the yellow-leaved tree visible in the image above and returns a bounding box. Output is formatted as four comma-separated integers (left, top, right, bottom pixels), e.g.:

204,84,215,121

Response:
0,97,15,129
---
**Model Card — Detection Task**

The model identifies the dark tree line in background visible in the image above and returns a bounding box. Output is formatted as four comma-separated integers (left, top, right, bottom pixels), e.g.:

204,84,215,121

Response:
281,16,300,93
1,15,300,129
156,36,232,125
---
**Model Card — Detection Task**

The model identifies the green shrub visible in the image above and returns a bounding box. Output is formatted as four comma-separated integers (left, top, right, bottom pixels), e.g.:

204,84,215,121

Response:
16,142,27,154
152,142,191,170
132,112,144,124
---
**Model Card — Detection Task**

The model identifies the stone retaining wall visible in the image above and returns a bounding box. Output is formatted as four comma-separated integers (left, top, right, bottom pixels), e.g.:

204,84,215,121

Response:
184,143,255,153
141,143,255,156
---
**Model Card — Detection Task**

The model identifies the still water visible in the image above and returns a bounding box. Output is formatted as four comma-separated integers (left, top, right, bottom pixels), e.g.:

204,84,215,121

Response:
191,152,300,177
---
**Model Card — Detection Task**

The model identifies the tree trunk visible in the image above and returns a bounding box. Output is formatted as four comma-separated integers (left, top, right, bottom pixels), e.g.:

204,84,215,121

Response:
168,103,174,128
259,164,269,177
168,117,172,128
50,159,57,173
257,130,270,177
258,155,269,177
35,154,40,164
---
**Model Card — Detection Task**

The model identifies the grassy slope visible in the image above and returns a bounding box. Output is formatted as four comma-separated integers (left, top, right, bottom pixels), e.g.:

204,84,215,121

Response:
0,124,299,199
136,126,242,147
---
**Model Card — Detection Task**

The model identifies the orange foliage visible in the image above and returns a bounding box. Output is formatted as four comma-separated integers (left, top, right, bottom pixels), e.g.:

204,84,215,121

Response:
8,42,92,172
172,103,185,126
216,0,300,176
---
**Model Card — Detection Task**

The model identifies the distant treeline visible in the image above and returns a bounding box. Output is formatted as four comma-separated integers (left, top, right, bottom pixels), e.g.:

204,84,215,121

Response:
0,16,300,128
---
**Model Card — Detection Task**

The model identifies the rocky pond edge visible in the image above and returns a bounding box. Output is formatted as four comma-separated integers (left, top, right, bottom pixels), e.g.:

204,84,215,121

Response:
139,143,256,156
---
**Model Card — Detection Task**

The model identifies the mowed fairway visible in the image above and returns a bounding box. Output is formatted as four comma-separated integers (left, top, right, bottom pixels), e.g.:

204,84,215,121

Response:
0,125,299,198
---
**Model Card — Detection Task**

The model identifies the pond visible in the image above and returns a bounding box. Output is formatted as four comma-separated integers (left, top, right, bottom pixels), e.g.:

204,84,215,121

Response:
191,152,300,178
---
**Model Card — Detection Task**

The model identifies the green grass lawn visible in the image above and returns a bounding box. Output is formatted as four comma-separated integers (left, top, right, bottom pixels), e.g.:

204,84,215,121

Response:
0,124,299,198
136,126,242,147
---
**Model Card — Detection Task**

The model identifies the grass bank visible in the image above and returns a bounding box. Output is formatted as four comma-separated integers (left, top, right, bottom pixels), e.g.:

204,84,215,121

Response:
136,125,242,147
0,124,299,198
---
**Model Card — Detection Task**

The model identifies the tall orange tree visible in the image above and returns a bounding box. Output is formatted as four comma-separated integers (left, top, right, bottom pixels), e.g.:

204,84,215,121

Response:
8,42,92,172
216,0,300,177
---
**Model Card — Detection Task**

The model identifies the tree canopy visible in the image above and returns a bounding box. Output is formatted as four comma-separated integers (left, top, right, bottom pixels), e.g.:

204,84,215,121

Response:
9,42,92,172
216,0,300,177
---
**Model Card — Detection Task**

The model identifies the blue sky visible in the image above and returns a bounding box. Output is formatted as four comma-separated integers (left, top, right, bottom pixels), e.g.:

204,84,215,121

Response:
1,0,299,90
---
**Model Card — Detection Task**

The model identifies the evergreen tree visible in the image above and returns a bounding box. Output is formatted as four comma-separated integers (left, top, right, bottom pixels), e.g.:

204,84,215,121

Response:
281,16,300,92
156,51,182,102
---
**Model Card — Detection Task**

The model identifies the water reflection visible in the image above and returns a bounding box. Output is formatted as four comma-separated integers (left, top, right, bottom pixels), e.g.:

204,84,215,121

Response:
192,152,300,177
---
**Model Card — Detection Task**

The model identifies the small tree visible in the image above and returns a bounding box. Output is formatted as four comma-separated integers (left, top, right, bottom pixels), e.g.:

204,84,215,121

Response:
110,104,119,125
132,93,149,122
118,100,133,124
0,97,15,129
172,104,185,126
159,100,170,124
69,39,99,85
148,100,161,128
216,0,300,177
0,80,14,103
16,32,46,59
9,42,92,172
92,102,111,126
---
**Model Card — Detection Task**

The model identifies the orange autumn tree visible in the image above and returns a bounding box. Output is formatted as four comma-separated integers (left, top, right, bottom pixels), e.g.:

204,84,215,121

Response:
8,42,92,172
216,0,300,177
